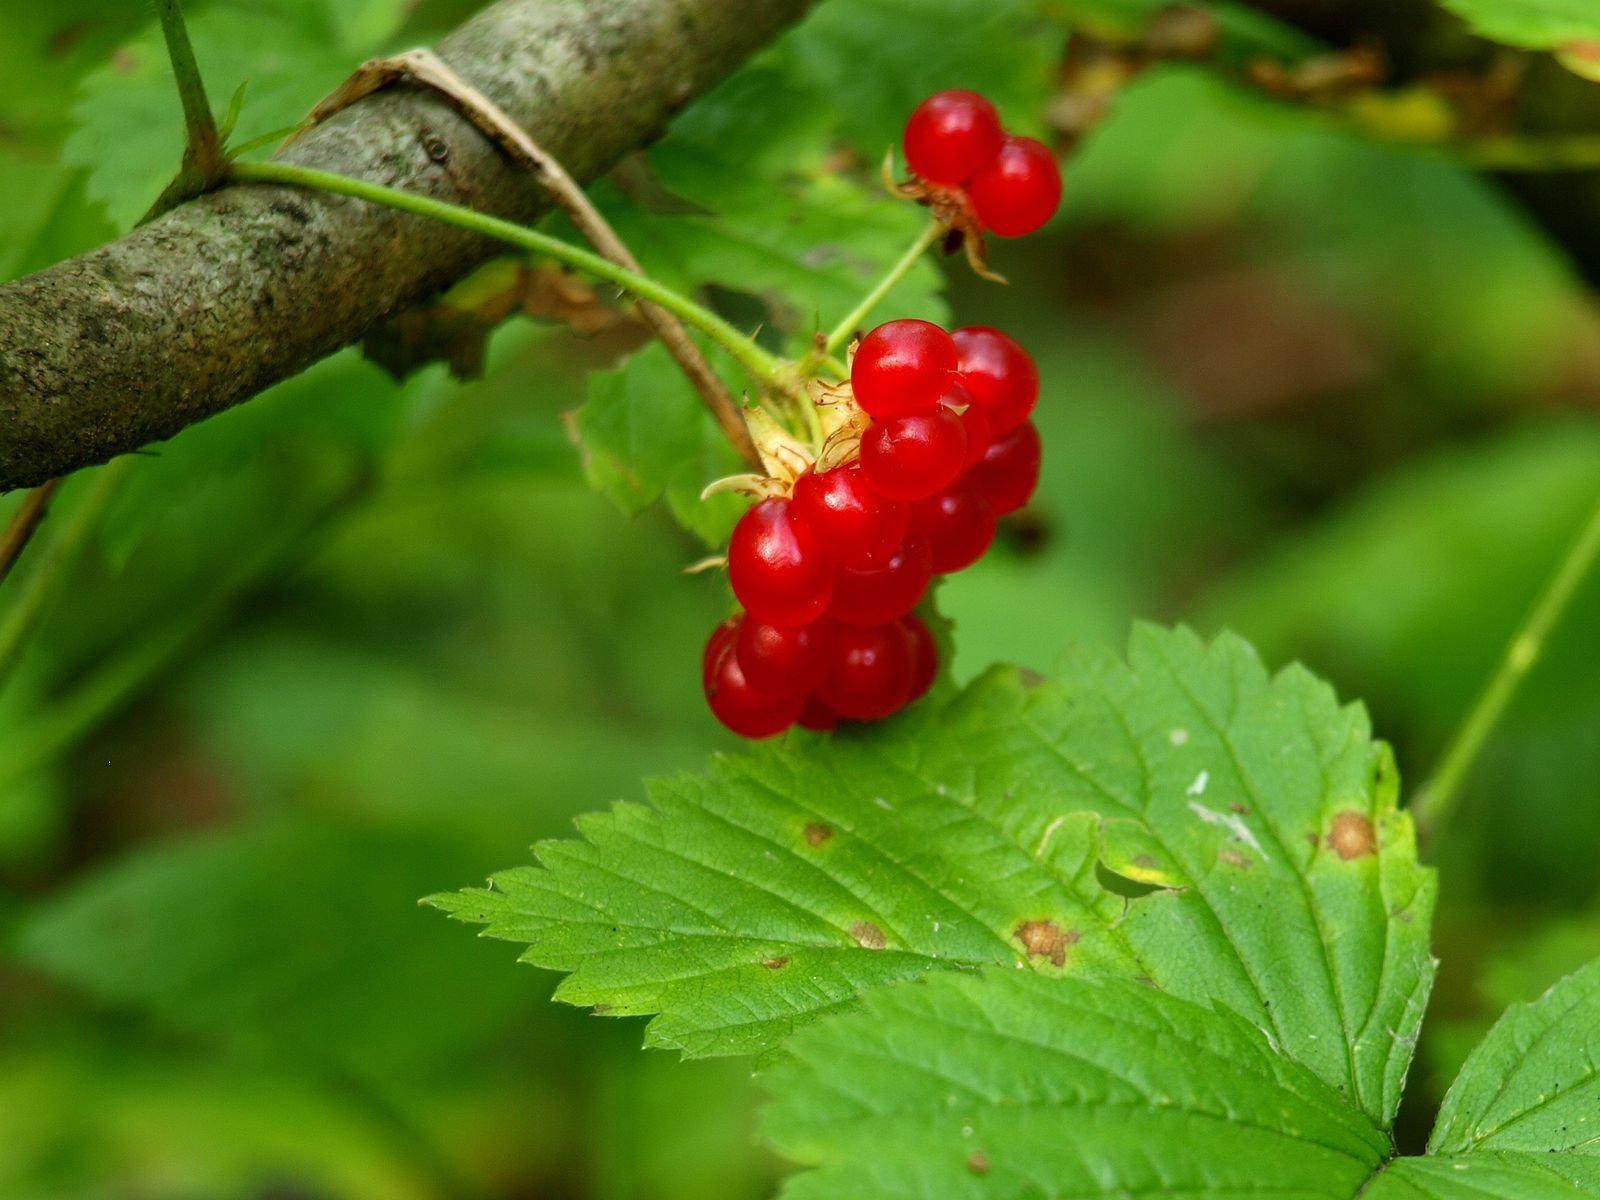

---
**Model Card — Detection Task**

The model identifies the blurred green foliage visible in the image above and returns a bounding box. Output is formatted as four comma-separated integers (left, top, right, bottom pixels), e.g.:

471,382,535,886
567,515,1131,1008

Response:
2,0,1599,1195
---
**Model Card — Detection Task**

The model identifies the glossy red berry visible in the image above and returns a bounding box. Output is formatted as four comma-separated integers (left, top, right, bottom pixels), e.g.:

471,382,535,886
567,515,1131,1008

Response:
792,465,910,570
968,136,1061,237
819,622,916,720
951,326,1037,436
968,420,1042,515
851,319,959,420
703,632,804,738
902,88,1004,187
828,532,933,626
796,695,839,731
860,407,968,502
943,381,992,468
912,480,996,574
901,614,939,702
735,616,836,699
728,498,834,627
703,615,742,687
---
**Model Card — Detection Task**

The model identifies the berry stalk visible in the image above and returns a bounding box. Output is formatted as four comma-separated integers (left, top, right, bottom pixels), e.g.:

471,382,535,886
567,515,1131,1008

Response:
228,160,803,406
821,218,944,357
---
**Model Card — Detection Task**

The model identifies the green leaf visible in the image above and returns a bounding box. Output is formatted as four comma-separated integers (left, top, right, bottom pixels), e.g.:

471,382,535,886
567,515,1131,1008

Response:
1436,0,1600,50
1430,957,1600,1157
763,970,1390,1200
432,625,1436,1127
572,341,747,547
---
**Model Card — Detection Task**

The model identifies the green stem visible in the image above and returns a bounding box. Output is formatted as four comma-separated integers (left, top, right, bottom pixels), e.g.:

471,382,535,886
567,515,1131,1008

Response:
1412,494,1600,843
822,218,943,356
227,160,795,397
0,458,134,691
142,0,223,225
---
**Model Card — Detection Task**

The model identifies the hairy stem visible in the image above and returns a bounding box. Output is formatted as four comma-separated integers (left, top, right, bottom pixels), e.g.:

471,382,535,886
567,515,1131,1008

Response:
822,219,943,356
0,459,134,691
228,160,797,403
0,480,64,586
1412,494,1600,843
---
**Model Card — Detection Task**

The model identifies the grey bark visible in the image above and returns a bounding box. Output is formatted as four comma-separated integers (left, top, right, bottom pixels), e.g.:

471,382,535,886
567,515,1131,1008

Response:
0,0,814,492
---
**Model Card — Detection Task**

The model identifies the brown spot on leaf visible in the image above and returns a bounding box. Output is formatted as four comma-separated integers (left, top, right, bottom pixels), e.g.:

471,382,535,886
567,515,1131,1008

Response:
591,1004,612,1014
966,1151,991,1175
849,921,887,950
1014,919,1078,967
805,822,833,847
1217,847,1252,869
761,956,789,970
1018,668,1046,689
1133,853,1158,868
1229,801,1248,814
1329,810,1376,860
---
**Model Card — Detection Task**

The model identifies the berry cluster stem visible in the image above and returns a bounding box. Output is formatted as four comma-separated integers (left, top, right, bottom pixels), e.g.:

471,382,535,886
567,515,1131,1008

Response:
227,160,801,410
822,218,944,358
1412,493,1600,844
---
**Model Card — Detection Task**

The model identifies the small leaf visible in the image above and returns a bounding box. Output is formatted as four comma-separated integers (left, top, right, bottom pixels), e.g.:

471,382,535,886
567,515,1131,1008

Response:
1430,956,1600,1157
763,970,1391,1199
1436,0,1600,51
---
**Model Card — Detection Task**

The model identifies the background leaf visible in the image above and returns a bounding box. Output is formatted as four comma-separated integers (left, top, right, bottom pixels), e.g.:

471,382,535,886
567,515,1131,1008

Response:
1435,0,1600,51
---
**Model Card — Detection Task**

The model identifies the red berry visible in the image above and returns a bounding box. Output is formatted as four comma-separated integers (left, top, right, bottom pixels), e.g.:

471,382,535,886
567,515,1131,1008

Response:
792,466,910,570
968,420,1042,515
951,326,1037,436
796,695,839,732
703,632,804,738
728,498,834,627
703,615,742,687
819,622,916,720
902,88,1004,187
901,614,939,702
828,532,933,626
735,616,836,698
851,319,958,420
912,480,996,574
943,381,992,468
968,136,1061,237
860,407,967,502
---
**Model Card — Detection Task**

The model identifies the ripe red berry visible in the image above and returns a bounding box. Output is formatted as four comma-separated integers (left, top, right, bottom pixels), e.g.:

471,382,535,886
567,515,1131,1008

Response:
943,381,992,468
860,407,967,502
703,630,804,738
901,614,939,702
703,614,742,687
850,319,959,420
796,695,839,731
735,616,836,698
792,466,910,570
912,480,996,574
819,622,916,720
968,420,1042,515
902,88,1004,187
728,498,834,627
951,326,1037,436
968,135,1061,237
828,532,933,626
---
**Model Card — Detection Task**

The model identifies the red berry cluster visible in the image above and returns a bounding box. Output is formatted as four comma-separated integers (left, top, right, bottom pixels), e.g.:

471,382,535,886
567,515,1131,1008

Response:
902,89,1061,237
702,319,1041,738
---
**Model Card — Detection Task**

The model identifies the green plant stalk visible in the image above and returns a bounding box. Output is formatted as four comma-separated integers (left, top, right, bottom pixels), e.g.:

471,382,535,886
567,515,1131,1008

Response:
1412,494,1600,843
822,218,943,356
0,457,134,690
228,160,797,399
142,0,224,226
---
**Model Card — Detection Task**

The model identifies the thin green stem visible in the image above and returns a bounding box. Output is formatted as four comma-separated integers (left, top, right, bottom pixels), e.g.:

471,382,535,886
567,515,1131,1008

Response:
142,0,224,225
822,218,943,356
1412,494,1600,843
227,160,796,399
0,458,134,691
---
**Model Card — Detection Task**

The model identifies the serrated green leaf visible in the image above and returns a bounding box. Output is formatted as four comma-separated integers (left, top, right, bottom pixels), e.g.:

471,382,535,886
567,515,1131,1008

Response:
1368,1152,1600,1198
1436,0,1600,50
572,341,747,547
433,625,1435,1127
763,970,1390,1200
1429,957,1600,1157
